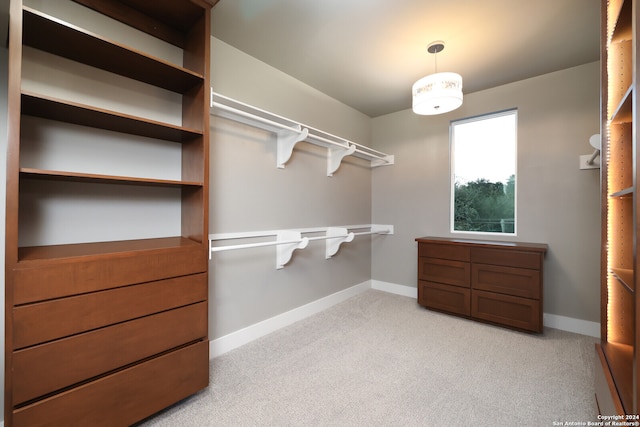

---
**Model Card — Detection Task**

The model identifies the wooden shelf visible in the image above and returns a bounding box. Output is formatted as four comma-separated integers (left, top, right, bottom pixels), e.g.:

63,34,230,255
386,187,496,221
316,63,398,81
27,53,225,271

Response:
611,85,633,123
612,0,632,42
602,341,634,413
609,186,634,198
72,0,220,48
21,92,202,142
612,268,635,293
23,7,204,93
17,236,201,263
20,168,203,188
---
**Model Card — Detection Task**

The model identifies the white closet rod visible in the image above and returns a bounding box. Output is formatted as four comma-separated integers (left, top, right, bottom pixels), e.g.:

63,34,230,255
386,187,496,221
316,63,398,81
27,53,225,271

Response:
209,228,391,253
210,91,394,174
209,238,303,253
209,224,375,241
209,225,394,268
212,101,305,137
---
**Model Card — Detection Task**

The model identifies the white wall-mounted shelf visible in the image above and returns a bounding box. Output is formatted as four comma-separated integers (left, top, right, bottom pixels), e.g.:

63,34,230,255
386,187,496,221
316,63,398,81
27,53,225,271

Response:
209,224,393,269
210,90,394,176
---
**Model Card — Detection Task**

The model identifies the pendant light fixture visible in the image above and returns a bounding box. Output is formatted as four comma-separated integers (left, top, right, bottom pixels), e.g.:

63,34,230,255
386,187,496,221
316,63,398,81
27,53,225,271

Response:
412,41,463,115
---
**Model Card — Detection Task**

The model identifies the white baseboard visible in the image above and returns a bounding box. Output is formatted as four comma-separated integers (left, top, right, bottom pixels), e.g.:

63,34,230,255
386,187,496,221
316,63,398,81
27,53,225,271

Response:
210,280,601,359
371,280,601,338
371,280,417,298
210,280,371,358
543,312,600,338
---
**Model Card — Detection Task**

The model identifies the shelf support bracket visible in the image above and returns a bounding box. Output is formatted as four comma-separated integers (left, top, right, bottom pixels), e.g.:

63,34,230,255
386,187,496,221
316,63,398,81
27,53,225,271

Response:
325,227,354,259
276,230,308,269
327,144,356,176
277,126,309,168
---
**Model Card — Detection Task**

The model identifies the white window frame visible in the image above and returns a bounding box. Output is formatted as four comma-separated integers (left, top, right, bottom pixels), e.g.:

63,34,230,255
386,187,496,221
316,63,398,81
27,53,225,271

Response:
449,109,518,236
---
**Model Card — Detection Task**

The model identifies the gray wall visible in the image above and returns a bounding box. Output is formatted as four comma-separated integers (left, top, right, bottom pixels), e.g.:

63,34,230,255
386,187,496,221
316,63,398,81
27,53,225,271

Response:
371,62,601,323
209,38,374,339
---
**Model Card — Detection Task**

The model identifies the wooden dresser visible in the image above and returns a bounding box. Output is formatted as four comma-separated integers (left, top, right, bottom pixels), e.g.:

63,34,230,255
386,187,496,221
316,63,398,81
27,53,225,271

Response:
415,237,548,333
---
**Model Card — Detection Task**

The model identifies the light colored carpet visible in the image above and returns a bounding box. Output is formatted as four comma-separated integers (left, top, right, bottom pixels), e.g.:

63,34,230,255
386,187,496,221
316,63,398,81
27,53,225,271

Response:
139,290,598,426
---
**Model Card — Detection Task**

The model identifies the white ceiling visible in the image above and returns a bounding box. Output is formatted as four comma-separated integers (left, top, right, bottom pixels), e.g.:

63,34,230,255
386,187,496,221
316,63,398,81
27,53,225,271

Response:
211,0,601,117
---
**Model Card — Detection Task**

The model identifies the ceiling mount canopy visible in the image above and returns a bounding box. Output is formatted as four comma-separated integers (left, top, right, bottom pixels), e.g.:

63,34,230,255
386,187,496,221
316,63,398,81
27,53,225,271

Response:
412,41,463,115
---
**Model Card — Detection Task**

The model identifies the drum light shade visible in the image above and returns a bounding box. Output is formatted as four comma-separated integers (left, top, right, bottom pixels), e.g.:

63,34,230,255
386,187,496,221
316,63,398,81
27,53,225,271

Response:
412,71,463,115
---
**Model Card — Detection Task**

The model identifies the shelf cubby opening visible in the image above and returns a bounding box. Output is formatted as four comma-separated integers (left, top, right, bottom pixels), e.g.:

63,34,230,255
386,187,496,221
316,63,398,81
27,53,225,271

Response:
21,92,202,143
602,340,634,414
610,0,632,42
607,122,633,194
22,6,204,94
607,40,632,117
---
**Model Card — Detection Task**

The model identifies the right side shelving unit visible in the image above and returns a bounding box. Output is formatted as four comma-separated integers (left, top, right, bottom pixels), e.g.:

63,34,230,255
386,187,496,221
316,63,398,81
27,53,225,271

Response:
595,0,639,416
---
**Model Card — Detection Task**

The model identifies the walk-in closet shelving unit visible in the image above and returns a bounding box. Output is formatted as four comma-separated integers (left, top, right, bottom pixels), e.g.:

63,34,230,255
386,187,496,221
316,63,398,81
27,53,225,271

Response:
5,1,216,425
209,224,394,269
595,0,639,416
210,91,395,176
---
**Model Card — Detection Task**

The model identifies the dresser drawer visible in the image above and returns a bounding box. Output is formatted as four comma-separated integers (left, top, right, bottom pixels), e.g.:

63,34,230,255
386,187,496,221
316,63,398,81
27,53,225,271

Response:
418,257,470,287
13,302,207,405
14,243,207,305
13,273,208,350
471,264,540,299
13,340,209,427
419,243,470,261
471,290,541,332
418,280,470,316
471,247,541,269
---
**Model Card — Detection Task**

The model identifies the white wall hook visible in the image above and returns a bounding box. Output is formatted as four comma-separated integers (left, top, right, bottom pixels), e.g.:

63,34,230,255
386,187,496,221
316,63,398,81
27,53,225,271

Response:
327,144,356,176
277,126,308,168
276,230,308,269
325,227,354,259
580,133,601,170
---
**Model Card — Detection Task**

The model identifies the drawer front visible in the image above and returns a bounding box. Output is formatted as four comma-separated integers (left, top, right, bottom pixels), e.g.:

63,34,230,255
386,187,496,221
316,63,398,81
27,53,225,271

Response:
419,243,470,262
471,264,540,299
13,273,207,349
13,340,209,427
419,257,470,287
471,290,541,332
13,302,207,405
470,247,541,269
418,280,470,316
14,244,207,305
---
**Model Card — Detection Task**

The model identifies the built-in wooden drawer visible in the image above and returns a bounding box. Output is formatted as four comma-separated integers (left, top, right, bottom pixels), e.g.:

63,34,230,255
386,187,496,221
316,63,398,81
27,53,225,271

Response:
418,280,470,316
13,273,207,349
471,264,540,299
13,340,209,427
471,290,541,332
13,242,207,304
470,247,541,269
418,243,470,261
418,257,470,287
13,302,207,405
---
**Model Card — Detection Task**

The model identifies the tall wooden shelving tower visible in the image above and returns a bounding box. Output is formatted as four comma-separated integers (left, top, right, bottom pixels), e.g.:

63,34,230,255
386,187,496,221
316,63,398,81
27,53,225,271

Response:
595,0,640,416
4,0,216,425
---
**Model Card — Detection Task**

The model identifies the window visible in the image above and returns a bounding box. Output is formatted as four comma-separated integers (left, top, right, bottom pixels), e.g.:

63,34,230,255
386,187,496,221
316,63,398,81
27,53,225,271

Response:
450,109,517,234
